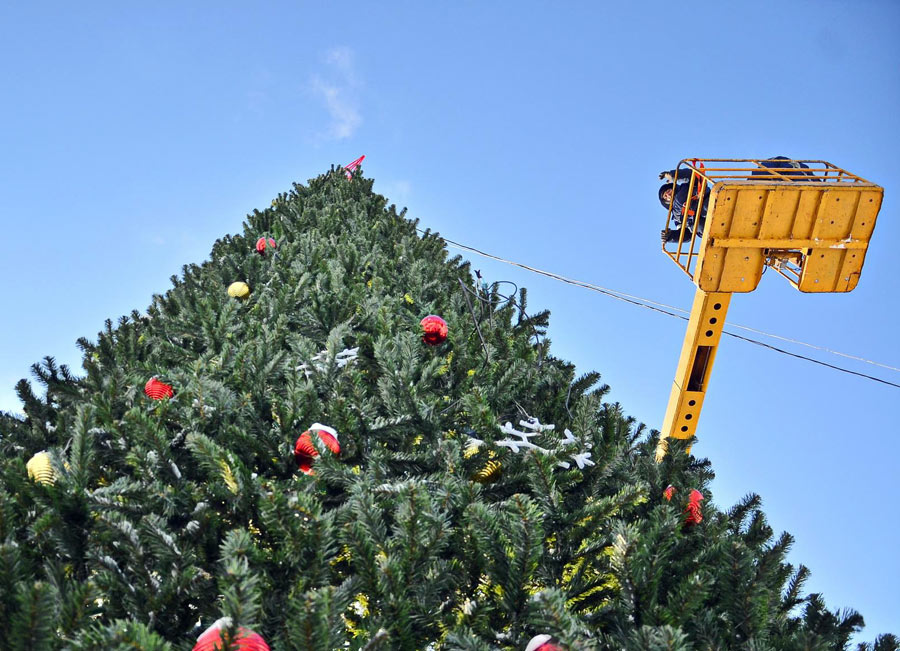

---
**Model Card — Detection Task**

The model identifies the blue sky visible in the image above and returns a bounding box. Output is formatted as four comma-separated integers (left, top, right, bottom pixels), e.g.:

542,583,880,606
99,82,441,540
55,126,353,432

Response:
1,0,898,639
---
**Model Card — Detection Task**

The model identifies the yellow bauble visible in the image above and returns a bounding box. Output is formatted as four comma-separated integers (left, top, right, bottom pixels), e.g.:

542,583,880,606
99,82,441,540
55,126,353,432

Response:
473,460,501,484
227,281,251,299
26,451,57,485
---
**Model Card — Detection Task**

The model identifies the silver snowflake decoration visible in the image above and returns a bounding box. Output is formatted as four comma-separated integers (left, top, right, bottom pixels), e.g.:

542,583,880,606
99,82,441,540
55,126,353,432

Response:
296,346,359,377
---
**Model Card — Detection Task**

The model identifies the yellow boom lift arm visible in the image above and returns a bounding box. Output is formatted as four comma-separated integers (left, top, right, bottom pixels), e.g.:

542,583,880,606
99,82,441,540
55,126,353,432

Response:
657,158,883,461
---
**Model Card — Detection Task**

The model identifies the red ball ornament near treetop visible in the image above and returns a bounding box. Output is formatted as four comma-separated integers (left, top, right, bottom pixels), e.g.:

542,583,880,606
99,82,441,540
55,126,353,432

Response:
192,617,269,651
144,377,174,400
255,237,276,255
662,485,675,501
420,315,448,346
294,423,341,475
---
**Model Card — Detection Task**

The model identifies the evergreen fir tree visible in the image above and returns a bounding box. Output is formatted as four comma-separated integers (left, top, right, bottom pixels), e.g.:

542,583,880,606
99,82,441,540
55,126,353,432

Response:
0,166,894,650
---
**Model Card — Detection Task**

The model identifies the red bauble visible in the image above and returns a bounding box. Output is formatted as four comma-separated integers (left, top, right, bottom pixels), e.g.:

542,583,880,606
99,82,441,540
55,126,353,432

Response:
663,485,675,501
193,617,269,651
255,237,277,255
420,315,448,346
144,377,174,400
294,423,341,475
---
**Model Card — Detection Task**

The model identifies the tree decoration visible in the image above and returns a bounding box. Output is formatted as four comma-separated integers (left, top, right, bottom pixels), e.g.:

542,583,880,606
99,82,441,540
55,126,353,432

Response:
420,315,448,346
228,281,251,299
498,419,595,470
255,237,277,255
26,451,57,485
294,423,341,475
343,154,365,179
684,489,704,526
526,634,564,651
144,377,174,400
296,347,359,378
663,485,675,501
192,617,270,651
473,459,501,484
555,451,595,470
497,420,550,454
560,428,578,446
463,436,484,458
470,417,595,473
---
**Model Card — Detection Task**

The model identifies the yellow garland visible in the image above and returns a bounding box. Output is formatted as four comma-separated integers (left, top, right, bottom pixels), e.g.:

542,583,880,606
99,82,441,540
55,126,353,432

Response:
473,460,501,484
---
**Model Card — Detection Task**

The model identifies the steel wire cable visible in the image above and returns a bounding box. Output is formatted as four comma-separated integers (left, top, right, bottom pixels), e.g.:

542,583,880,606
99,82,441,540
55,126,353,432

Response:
417,228,900,389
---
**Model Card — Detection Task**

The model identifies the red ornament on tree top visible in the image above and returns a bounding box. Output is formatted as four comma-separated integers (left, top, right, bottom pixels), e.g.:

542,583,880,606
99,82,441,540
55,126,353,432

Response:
294,423,341,475
684,489,704,526
192,617,270,651
343,154,365,179
663,485,675,501
144,377,174,400
255,237,276,255
420,315,448,346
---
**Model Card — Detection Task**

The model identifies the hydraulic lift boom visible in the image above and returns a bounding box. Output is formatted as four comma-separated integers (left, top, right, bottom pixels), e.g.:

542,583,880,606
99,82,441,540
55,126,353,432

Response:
657,158,883,461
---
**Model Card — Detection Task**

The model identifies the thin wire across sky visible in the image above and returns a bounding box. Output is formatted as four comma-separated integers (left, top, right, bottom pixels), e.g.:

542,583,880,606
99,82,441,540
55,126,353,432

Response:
423,229,900,390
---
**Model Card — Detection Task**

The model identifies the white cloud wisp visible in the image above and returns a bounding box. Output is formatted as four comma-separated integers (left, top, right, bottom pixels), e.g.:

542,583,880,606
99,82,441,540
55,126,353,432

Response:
310,46,361,140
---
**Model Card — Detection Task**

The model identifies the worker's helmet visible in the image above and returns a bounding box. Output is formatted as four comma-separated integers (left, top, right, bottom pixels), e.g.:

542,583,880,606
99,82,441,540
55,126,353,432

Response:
658,183,675,209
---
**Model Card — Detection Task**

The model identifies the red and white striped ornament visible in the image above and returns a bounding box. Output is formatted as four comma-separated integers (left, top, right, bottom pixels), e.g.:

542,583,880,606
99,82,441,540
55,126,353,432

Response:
663,485,675,501
192,617,269,651
294,423,341,475
420,315,448,346
525,634,564,651
684,489,704,526
255,237,276,255
144,377,174,400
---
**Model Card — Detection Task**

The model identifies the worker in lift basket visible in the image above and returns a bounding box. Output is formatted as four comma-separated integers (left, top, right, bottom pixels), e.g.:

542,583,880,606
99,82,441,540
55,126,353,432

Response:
657,156,812,244
658,167,708,244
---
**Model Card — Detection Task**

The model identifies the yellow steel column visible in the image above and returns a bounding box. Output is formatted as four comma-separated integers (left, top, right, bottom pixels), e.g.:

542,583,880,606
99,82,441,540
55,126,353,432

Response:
656,289,731,462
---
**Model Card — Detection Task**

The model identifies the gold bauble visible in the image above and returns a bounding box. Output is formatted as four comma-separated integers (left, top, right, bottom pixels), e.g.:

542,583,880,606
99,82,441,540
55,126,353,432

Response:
26,451,57,485
227,281,251,299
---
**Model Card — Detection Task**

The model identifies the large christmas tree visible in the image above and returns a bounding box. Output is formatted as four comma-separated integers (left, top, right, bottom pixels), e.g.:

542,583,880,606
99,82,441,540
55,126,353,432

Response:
0,168,895,650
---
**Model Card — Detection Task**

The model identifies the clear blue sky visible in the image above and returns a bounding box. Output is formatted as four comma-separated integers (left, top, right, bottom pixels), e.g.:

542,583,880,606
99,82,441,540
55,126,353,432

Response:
1,0,897,639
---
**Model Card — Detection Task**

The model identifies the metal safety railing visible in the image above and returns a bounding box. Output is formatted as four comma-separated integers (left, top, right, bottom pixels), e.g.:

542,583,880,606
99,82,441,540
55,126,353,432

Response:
661,159,709,281
677,158,875,184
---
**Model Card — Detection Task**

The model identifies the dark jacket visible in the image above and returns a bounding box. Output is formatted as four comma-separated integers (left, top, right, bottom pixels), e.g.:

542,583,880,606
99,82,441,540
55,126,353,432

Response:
662,168,709,229
750,156,813,181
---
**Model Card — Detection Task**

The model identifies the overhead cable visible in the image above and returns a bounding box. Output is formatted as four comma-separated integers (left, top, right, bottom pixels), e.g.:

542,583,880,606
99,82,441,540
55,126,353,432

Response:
420,229,900,389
